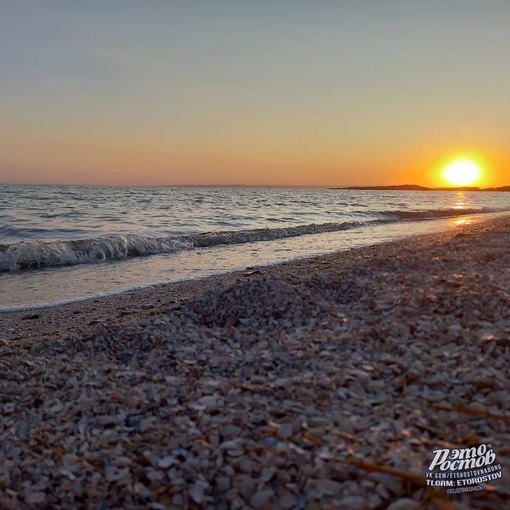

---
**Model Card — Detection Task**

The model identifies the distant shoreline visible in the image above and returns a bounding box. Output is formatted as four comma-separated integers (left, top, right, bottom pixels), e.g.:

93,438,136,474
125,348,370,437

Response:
332,184,510,192
2,182,510,191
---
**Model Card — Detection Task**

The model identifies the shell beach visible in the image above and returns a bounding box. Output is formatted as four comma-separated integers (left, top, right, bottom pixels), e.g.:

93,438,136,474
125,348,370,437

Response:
1,217,509,509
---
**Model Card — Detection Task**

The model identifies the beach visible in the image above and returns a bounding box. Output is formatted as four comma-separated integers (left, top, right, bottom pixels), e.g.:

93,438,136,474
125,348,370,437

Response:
3,185,510,311
0,216,509,509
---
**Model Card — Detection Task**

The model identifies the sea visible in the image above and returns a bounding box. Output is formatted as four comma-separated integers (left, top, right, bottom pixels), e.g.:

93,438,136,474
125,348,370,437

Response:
1,184,510,311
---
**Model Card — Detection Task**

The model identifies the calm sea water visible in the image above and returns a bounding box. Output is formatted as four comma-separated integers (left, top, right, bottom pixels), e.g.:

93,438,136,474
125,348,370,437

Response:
1,184,509,310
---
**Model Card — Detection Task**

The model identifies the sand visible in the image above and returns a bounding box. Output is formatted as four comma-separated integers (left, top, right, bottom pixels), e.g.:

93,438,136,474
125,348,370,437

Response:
0,216,509,509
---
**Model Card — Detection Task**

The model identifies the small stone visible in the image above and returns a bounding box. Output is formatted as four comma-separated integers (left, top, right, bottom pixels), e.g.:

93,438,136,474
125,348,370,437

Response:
216,476,231,492
157,456,175,468
259,467,275,483
315,478,343,496
473,376,492,389
370,473,402,495
134,483,152,497
3,402,16,414
197,395,217,407
221,424,243,438
250,489,274,509
105,466,129,482
376,482,390,499
21,313,40,320
387,498,420,510
139,417,156,432
220,440,241,450
25,492,46,504
307,417,331,428
336,495,368,510
277,423,294,438
279,491,297,509
189,484,204,503
149,503,168,510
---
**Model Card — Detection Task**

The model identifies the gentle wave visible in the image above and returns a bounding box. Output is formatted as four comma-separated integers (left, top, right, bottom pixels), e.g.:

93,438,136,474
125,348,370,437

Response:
0,207,505,272
1,220,376,272
380,207,498,220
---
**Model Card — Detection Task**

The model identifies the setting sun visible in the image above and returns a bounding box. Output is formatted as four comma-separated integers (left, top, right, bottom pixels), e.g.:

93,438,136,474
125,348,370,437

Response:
442,159,482,186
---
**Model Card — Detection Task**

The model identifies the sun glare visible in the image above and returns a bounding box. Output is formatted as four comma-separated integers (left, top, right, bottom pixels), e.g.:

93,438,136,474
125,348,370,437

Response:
442,159,482,186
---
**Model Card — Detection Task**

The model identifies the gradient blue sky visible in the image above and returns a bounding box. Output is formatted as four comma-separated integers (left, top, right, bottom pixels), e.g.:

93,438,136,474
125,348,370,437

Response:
1,1,509,186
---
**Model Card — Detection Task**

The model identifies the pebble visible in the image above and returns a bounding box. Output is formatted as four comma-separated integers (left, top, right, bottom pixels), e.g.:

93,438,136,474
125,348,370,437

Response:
197,395,217,407
189,484,205,503
337,495,369,509
25,492,46,504
387,498,421,510
277,423,294,438
21,313,40,320
249,489,274,508
105,466,129,482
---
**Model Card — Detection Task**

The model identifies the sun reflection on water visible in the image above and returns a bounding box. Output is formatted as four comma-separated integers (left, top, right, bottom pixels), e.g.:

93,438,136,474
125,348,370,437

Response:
450,217,473,227
452,191,467,209
447,192,475,226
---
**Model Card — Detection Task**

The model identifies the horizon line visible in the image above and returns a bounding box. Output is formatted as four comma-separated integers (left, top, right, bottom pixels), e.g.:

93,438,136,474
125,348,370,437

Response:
2,182,509,190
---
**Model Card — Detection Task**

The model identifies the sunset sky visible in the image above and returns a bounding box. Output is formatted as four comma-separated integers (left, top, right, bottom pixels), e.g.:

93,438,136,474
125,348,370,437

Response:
1,1,509,187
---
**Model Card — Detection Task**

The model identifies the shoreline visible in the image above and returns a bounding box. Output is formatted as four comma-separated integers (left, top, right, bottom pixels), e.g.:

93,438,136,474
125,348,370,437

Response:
0,215,508,508
332,185,510,192
2,214,510,344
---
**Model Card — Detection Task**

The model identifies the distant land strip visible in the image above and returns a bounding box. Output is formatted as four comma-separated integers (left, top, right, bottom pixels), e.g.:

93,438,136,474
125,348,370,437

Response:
332,184,510,192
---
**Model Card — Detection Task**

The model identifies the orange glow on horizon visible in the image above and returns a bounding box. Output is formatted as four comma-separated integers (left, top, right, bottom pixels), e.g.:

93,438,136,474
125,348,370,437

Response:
0,127,507,188
425,149,505,189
